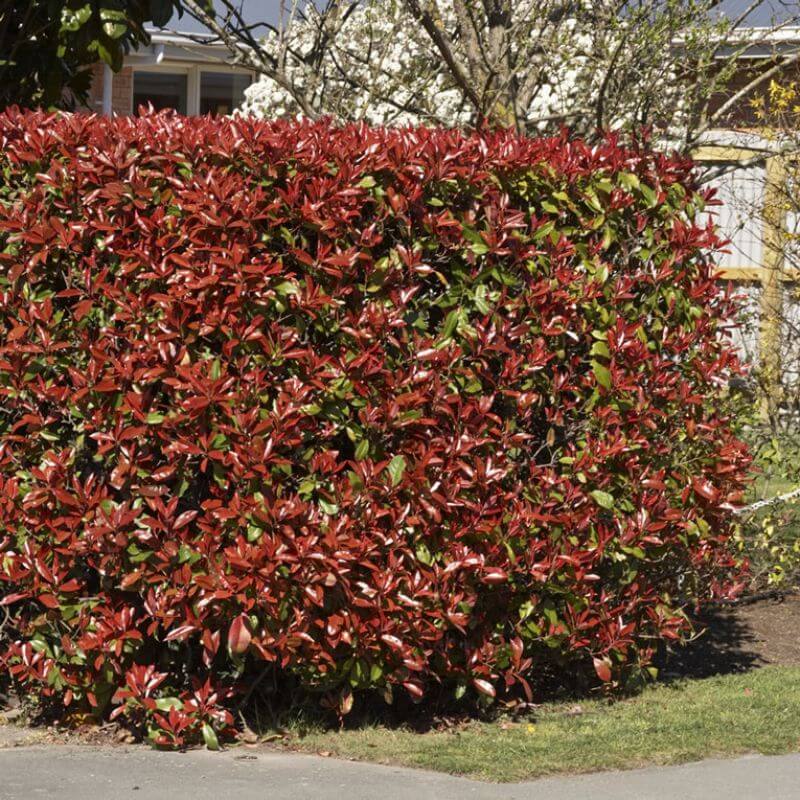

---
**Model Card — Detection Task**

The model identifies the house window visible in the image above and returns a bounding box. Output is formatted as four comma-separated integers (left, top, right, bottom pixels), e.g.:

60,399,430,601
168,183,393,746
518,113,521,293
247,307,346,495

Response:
133,71,188,114
200,71,251,115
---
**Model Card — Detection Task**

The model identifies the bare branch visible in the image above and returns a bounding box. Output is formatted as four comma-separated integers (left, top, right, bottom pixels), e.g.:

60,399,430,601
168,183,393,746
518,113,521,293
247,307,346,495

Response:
735,485,800,516
690,49,800,148
401,0,485,117
178,0,340,119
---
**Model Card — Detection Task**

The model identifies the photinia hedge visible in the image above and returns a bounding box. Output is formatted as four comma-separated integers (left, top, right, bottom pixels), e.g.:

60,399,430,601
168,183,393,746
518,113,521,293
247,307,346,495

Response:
0,109,750,745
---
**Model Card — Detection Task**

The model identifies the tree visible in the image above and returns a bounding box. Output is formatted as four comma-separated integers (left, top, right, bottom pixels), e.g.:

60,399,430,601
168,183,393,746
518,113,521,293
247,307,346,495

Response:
0,1,183,109
175,0,800,153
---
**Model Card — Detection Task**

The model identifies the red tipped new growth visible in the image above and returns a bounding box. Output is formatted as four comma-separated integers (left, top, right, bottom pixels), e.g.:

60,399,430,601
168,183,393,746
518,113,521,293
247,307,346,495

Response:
0,109,750,741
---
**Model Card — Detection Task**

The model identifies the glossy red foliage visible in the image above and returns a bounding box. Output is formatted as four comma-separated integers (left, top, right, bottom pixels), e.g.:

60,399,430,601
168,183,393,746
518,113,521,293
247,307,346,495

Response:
0,109,750,735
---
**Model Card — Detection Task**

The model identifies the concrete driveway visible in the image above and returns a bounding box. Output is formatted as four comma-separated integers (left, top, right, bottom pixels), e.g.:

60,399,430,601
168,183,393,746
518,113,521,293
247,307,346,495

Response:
1,745,800,800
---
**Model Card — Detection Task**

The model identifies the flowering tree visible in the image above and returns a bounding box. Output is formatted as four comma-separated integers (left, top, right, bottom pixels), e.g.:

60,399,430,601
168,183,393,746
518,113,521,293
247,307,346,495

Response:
177,0,800,151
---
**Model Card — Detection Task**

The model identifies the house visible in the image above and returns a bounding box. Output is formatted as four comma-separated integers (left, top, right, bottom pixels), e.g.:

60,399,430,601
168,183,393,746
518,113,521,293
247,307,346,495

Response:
696,24,800,390
83,1,271,117
83,0,272,117
84,29,254,117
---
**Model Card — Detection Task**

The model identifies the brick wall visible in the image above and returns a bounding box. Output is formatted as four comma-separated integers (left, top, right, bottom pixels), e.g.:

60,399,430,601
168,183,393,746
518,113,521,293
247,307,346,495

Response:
82,63,133,115
708,61,800,128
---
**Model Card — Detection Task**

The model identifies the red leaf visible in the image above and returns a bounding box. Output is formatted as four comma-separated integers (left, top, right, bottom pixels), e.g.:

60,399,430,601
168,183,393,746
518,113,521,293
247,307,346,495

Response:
482,569,508,585
692,477,719,503
73,299,93,320
338,688,354,715
472,678,496,698
173,510,199,530
593,657,612,683
7,324,28,342
228,614,252,655
0,592,30,605
510,636,524,665
403,681,424,699
165,625,198,642
380,634,405,652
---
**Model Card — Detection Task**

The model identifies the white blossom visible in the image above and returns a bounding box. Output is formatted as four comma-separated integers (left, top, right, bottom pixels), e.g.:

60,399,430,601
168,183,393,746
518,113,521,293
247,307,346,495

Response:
238,0,700,139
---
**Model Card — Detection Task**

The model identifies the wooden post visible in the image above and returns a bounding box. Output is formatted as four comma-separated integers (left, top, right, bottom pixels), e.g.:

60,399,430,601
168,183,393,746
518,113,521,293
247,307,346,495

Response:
758,154,786,421
692,143,794,420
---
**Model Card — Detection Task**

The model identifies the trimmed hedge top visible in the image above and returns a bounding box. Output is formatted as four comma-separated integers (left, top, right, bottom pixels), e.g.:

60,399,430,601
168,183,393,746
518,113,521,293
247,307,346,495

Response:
0,109,749,745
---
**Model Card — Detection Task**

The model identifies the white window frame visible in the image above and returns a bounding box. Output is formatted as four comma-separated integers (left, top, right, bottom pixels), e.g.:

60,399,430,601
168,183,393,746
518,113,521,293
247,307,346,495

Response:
131,62,254,116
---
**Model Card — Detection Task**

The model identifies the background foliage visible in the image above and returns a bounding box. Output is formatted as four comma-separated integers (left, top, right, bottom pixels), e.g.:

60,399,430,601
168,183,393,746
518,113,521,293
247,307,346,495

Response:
0,1,182,109
735,427,800,591
724,78,800,593
0,110,749,746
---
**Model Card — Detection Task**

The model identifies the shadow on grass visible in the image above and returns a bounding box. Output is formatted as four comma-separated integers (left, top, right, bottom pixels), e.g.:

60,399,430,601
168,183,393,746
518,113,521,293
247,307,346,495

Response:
244,606,777,736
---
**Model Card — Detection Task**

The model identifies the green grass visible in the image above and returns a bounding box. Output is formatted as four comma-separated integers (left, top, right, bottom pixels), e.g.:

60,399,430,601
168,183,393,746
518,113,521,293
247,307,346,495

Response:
287,667,800,782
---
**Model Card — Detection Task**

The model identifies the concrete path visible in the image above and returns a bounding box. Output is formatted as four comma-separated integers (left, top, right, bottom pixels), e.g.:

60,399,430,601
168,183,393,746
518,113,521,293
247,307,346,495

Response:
1,745,799,800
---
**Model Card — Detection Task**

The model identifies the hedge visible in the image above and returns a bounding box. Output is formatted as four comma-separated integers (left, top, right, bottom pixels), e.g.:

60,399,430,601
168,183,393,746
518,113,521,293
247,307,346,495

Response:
0,109,750,746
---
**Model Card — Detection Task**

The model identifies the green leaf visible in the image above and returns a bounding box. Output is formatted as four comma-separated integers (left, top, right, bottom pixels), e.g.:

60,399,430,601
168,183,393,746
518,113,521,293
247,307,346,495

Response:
386,455,406,487
146,412,165,424
590,490,615,509
618,172,640,190
461,225,489,253
415,543,433,565
474,285,491,314
542,601,559,626
150,0,175,27
93,37,123,72
103,21,127,39
154,697,183,711
128,547,153,564
591,361,612,389
202,723,220,751
177,543,200,564
61,4,92,32
461,226,483,244
441,310,459,340
355,439,370,460
640,184,658,207
319,499,339,516
344,471,362,491
275,280,300,296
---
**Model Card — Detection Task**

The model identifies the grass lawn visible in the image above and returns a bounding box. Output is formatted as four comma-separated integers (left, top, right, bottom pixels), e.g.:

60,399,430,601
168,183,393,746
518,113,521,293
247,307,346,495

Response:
287,666,800,782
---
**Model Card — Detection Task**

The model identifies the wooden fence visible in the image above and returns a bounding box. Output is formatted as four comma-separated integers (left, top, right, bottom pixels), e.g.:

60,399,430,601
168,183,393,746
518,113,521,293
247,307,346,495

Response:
697,143,800,411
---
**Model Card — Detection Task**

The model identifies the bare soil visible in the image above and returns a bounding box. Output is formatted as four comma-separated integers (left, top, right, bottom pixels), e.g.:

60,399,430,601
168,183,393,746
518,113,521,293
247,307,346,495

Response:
658,593,800,679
